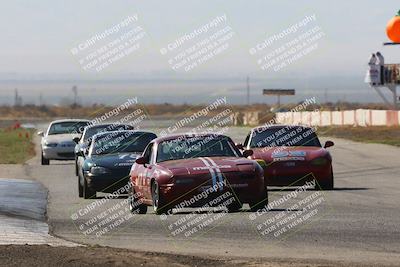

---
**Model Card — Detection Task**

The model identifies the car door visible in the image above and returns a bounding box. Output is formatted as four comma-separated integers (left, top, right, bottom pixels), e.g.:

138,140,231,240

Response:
135,143,154,200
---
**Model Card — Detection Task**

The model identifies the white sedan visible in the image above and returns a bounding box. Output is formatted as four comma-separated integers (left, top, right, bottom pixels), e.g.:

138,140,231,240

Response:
38,119,90,165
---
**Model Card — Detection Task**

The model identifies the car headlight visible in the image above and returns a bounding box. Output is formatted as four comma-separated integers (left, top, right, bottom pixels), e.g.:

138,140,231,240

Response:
44,142,58,147
311,157,329,166
90,166,110,174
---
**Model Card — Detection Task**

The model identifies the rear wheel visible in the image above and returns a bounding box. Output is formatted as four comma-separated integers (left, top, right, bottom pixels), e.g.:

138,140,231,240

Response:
83,177,96,199
41,152,49,165
151,181,171,215
250,189,268,212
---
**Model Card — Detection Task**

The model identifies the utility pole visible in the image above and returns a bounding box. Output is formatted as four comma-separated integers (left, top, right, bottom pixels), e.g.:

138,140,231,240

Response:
72,85,78,107
246,76,250,106
14,88,22,106
39,93,44,106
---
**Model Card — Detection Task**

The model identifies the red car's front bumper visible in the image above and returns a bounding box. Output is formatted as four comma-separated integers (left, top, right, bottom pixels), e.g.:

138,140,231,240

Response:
159,174,266,207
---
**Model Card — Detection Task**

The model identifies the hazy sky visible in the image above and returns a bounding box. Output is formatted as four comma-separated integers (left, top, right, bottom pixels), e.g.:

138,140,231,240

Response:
1,1,400,104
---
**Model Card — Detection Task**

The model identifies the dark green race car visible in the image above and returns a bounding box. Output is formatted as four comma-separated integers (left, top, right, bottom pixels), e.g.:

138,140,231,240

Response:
77,130,157,199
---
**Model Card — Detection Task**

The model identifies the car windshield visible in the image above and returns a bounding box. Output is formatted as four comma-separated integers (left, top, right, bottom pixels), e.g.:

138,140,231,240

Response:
250,127,321,148
157,136,239,163
48,121,88,135
83,124,134,142
91,132,156,155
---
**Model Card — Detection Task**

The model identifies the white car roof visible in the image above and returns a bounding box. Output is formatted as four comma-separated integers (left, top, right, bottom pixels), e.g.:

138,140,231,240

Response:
49,119,90,124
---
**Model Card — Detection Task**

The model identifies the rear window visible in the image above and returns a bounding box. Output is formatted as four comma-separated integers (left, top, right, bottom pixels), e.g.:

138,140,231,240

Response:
83,124,134,141
48,121,89,135
250,127,321,148
91,132,156,155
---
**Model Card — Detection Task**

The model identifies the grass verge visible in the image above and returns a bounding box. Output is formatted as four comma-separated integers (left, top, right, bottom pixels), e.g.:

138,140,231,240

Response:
0,128,36,164
318,126,400,147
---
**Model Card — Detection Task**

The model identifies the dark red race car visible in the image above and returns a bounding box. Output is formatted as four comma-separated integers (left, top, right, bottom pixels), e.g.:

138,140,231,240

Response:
129,133,268,215
240,125,334,190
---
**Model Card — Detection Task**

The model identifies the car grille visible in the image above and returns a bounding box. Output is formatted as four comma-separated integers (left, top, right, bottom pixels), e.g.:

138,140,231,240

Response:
57,152,75,158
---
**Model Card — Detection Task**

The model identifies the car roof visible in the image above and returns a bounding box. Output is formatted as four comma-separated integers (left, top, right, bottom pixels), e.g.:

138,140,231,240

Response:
153,133,229,143
50,119,90,124
84,123,133,130
252,124,312,131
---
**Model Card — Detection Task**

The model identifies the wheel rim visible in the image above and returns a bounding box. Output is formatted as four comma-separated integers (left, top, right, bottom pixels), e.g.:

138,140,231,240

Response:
152,183,159,210
129,195,135,211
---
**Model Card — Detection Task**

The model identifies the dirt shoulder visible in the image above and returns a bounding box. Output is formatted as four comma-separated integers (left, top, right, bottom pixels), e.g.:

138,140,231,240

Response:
0,245,381,267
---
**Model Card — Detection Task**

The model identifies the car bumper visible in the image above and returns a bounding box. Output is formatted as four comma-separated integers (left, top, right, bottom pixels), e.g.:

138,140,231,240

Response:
85,172,130,193
42,146,75,160
159,176,266,207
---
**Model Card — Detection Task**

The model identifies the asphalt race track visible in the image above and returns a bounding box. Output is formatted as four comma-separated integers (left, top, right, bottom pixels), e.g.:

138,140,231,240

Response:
14,123,400,266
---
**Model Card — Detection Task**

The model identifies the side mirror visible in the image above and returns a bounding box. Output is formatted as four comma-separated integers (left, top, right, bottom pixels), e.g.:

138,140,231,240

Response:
73,137,80,144
235,143,244,150
135,157,147,165
37,131,44,137
243,149,253,158
324,141,334,148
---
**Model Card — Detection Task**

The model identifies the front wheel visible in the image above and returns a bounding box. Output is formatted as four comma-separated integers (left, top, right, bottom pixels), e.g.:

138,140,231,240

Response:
226,197,243,213
151,181,171,215
315,169,334,190
129,189,147,214
83,177,96,199
250,190,269,212
75,158,78,176
41,152,49,165
78,169,83,198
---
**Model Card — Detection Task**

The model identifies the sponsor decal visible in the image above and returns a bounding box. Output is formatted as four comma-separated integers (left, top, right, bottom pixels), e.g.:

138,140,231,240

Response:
115,162,134,166
273,156,305,162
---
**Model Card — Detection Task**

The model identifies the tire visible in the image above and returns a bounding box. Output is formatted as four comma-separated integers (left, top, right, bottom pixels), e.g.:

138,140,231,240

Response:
226,197,243,213
83,176,96,199
315,168,334,191
250,189,269,212
78,169,83,198
129,188,147,214
151,181,172,215
41,152,49,165
75,158,78,176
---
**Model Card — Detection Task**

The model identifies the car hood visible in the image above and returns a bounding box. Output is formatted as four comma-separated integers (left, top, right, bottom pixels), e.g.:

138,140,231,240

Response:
251,146,329,162
43,134,81,143
158,157,256,175
91,152,141,169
